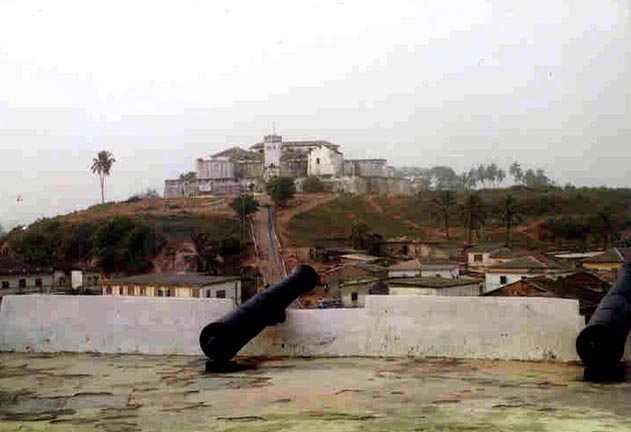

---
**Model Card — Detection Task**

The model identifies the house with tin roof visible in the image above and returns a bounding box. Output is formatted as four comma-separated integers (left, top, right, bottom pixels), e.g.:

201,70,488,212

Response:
484,255,573,293
581,247,631,281
0,256,53,296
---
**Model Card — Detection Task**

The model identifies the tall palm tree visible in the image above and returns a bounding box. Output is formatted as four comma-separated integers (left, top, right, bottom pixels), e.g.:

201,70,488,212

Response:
431,191,456,240
595,206,615,250
462,192,486,243
91,150,116,204
501,194,520,247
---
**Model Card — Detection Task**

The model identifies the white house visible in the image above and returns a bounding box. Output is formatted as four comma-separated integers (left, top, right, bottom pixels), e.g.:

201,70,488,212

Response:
387,276,484,297
484,255,573,293
104,273,243,305
307,144,343,177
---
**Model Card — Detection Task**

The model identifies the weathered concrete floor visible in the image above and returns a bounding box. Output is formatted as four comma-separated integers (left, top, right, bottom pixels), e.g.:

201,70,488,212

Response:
1,353,631,431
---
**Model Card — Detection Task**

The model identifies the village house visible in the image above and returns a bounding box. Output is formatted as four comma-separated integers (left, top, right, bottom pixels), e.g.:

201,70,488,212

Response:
466,244,529,274
581,247,631,281
0,256,53,296
387,276,484,297
419,259,460,279
484,255,573,293
52,262,102,294
339,277,387,307
323,262,387,302
483,272,611,321
103,273,242,305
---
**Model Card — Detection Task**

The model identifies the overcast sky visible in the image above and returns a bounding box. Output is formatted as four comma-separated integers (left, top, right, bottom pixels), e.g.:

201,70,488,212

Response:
1,0,630,228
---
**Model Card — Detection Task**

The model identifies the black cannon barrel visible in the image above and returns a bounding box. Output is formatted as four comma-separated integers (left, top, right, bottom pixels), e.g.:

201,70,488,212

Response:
576,262,631,370
199,264,319,362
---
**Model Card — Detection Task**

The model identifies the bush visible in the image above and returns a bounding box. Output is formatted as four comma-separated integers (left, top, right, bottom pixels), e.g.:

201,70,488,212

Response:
302,176,326,193
266,177,296,207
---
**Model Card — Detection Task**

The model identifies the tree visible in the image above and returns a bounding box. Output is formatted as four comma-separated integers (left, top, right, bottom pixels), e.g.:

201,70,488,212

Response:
430,166,457,189
231,194,259,241
91,150,116,204
266,177,295,207
302,176,326,193
509,162,523,185
462,193,487,243
500,195,521,247
431,191,456,240
592,206,615,250
350,220,382,255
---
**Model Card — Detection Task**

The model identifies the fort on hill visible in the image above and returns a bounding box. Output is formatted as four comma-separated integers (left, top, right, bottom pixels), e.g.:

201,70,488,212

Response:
164,134,420,198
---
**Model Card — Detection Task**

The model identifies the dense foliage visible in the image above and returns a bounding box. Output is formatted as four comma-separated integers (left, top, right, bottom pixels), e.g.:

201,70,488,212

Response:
266,177,296,207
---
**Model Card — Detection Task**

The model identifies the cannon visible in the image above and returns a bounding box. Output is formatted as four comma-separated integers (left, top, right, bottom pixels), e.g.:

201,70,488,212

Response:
199,264,319,365
576,262,631,377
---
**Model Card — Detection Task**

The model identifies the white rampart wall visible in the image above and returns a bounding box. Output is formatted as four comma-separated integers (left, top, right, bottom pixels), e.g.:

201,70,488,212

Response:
0,295,590,362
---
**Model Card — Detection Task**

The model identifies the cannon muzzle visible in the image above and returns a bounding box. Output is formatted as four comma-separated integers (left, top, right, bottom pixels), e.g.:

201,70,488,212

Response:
576,263,631,370
199,264,319,362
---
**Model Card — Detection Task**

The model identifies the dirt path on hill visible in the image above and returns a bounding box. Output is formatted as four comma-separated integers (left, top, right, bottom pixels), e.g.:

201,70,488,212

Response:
275,193,338,244
366,194,424,231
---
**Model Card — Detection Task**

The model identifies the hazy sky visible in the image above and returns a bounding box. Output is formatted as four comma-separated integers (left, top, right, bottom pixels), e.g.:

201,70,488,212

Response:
1,0,630,228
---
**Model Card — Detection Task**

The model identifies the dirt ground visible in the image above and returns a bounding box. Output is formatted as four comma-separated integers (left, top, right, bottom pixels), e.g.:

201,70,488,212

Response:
2,353,631,431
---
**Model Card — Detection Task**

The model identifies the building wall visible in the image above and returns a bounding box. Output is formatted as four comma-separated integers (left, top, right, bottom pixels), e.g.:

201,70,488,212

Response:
307,146,342,177
0,274,53,291
420,268,459,279
344,160,387,177
333,176,415,196
196,158,235,180
485,273,526,293
388,269,421,278
389,283,483,297
105,280,242,304
263,135,282,176
0,295,586,362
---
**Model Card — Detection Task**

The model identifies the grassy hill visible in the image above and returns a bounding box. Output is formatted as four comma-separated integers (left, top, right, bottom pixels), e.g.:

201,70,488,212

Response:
0,197,241,274
285,188,631,250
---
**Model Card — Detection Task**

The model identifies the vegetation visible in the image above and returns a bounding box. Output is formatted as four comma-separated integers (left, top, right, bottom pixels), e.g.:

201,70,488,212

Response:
500,195,521,247
91,216,163,274
126,188,160,203
302,176,326,193
430,191,456,240
266,177,296,207
350,221,382,255
231,194,259,220
91,150,116,204
190,230,242,275
461,193,487,243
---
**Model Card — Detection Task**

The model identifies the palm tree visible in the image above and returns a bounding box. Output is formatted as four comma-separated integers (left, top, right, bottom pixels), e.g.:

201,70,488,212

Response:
594,206,615,250
462,192,486,243
91,150,116,204
431,191,456,240
501,195,520,247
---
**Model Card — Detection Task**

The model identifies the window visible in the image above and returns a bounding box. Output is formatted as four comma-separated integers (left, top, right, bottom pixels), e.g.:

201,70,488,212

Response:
205,290,211,298
19,279,26,288
500,276,508,285
216,290,226,299
58,277,67,287
1,281,9,289
474,254,483,262
316,158,320,165
351,292,358,303
35,278,42,288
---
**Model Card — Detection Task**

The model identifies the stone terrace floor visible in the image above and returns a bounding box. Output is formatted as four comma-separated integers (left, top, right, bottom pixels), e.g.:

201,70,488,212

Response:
2,353,631,431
